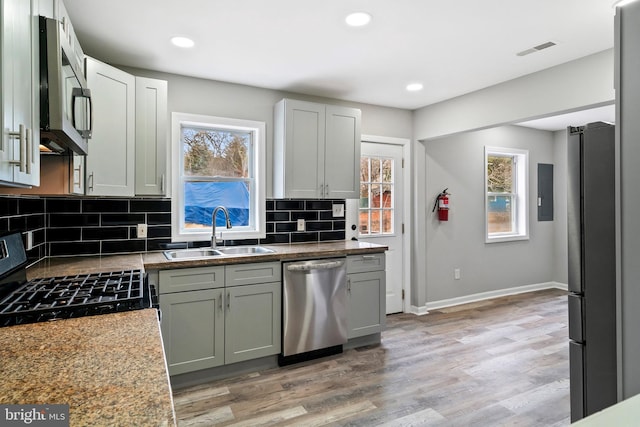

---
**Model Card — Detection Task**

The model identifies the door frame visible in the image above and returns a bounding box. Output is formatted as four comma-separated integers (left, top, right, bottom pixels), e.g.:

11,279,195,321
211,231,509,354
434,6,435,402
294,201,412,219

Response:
361,134,412,313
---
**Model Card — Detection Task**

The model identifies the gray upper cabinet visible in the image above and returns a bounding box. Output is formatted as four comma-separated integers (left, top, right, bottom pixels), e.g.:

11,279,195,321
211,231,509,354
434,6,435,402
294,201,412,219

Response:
0,0,40,187
273,98,361,199
85,56,136,197
135,77,167,195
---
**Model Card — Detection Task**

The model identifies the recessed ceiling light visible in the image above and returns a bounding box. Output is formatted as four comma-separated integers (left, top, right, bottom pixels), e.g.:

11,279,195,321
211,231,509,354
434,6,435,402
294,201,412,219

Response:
406,83,424,92
345,12,372,27
171,36,195,48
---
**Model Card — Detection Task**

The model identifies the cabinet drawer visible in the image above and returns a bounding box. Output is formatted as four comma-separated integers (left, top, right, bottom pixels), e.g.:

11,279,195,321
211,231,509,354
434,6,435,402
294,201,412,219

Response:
159,266,225,294
225,262,281,287
347,253,385,274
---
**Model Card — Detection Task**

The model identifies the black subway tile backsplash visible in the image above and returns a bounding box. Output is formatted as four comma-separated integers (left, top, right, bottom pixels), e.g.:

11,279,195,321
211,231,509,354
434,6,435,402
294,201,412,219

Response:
83,199,129,213
49,241,101,257
50,213,100,228
267,211,289,222
130,199,171,212
0,195,346,261
291,211,318,221
101,213,146,226
46,198,81,213
306,200,332,210
291,232,318,243
83,227,129,241
48,228,82,242
275,200,304,211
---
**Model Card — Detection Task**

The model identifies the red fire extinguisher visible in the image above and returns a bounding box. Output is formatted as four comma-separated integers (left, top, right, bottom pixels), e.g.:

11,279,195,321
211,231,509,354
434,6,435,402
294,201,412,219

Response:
432,188,450,221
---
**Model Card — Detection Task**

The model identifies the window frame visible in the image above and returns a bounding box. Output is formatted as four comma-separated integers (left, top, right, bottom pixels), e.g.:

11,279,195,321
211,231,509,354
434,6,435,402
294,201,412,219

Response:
358,155,396,237
484,146,529,243
171,112,266,243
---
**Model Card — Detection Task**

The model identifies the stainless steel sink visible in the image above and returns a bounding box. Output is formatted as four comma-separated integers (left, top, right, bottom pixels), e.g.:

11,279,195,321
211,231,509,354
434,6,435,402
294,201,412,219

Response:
215,246,275,255
163,248,222,260
163,245,275,260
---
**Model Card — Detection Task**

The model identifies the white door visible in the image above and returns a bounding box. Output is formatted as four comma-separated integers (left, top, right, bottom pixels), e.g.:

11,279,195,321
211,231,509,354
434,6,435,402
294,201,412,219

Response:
347,142,404,314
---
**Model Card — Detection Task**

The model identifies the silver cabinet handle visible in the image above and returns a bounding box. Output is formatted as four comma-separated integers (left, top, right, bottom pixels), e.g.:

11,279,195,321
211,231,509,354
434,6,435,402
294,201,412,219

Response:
227,291,230,310
8,124,27,172
74,160,83,189
218,291,223,313
325,183,329,197
25,128,32,175
88,172,94,192
362,255,377,260
347,278,351,294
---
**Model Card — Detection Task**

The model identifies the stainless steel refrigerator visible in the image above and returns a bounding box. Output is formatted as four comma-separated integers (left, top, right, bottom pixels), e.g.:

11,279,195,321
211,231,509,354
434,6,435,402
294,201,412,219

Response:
567,121,617,422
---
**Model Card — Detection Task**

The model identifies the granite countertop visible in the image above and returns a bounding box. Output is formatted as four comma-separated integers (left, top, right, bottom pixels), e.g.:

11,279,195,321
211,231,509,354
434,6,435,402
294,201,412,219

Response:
27,241,388,278
0,309,176,426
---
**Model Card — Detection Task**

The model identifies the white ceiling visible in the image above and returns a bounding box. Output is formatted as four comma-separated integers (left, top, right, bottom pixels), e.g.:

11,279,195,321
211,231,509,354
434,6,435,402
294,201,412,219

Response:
64,0,614,116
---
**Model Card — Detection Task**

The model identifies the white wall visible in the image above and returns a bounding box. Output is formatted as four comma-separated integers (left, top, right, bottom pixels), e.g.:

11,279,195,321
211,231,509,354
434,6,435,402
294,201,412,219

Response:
413,49,614,141
423,125,556,305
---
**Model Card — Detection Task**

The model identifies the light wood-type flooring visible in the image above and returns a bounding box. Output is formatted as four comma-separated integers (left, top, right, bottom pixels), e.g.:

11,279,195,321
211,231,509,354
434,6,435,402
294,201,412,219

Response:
173,288,570,426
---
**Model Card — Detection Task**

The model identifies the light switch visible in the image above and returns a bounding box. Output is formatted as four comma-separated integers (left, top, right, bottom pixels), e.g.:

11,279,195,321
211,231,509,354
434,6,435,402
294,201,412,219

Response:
332,204,345,217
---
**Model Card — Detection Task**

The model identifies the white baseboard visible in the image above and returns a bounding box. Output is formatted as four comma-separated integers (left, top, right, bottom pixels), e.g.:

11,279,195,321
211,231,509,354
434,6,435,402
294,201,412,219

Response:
410,281,568,314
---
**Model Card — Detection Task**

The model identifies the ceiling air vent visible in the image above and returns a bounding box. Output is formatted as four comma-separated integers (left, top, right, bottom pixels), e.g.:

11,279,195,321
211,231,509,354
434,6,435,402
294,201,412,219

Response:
517,41,557,57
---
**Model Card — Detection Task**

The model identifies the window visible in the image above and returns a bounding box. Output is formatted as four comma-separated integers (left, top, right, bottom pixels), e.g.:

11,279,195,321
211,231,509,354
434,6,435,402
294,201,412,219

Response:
485,146,529,243
171,113,266,242
359,155,394,235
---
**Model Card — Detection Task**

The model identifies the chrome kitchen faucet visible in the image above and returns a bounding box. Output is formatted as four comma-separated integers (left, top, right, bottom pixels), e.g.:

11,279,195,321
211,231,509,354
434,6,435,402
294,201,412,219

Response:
211,206,232,249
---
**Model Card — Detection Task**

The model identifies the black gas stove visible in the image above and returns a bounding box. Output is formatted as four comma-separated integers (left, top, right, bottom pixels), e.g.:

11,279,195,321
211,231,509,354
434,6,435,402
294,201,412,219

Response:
0,232,157,327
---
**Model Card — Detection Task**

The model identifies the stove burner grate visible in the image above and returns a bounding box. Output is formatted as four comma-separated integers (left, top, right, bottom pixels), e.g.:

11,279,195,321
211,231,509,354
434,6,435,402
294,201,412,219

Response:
0,270,145,324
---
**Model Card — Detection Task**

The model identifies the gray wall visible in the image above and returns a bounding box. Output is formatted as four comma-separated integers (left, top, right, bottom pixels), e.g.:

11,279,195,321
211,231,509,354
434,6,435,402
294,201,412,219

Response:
553,129,568,285
424,125,556,303
120,66,413,199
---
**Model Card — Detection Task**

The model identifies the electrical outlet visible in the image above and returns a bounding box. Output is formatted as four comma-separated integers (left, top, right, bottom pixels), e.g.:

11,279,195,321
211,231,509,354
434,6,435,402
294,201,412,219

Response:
137,224,148,239
297,219,305,231
454,268,461,280
25,231,33,250
332,203,345,217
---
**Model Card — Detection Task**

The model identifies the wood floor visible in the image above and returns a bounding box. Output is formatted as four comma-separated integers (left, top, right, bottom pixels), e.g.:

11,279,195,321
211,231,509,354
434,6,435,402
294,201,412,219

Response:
173,289,570,426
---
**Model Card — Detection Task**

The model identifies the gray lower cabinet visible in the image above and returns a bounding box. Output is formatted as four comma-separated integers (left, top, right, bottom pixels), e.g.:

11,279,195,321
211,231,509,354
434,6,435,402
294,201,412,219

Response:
225,282,281,364
347,254,386,339
160,288,225,375
159,262,281,376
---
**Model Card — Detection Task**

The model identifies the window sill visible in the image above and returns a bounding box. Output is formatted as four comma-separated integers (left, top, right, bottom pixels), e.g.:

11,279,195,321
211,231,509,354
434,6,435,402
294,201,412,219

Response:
485,234,529,244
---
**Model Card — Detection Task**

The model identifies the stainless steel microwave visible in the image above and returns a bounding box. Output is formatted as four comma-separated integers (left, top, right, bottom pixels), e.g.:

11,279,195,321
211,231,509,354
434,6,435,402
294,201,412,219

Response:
39,16,92,155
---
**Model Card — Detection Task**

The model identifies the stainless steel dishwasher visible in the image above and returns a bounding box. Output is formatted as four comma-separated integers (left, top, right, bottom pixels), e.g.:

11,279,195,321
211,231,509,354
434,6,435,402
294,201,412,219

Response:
280,258,347,364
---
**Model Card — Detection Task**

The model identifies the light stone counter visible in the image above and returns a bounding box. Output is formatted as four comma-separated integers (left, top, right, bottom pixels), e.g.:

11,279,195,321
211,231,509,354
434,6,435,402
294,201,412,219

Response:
0,309,176,426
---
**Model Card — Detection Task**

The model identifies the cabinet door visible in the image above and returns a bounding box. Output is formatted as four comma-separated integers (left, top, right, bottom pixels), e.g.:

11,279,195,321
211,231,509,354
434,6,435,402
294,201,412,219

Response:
225,282,281,364
348,271,385,339
277,99,325,198
135,77,167,195
0,0,39,186
324,105,360,199
160,289,225,376
85,56,135,196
